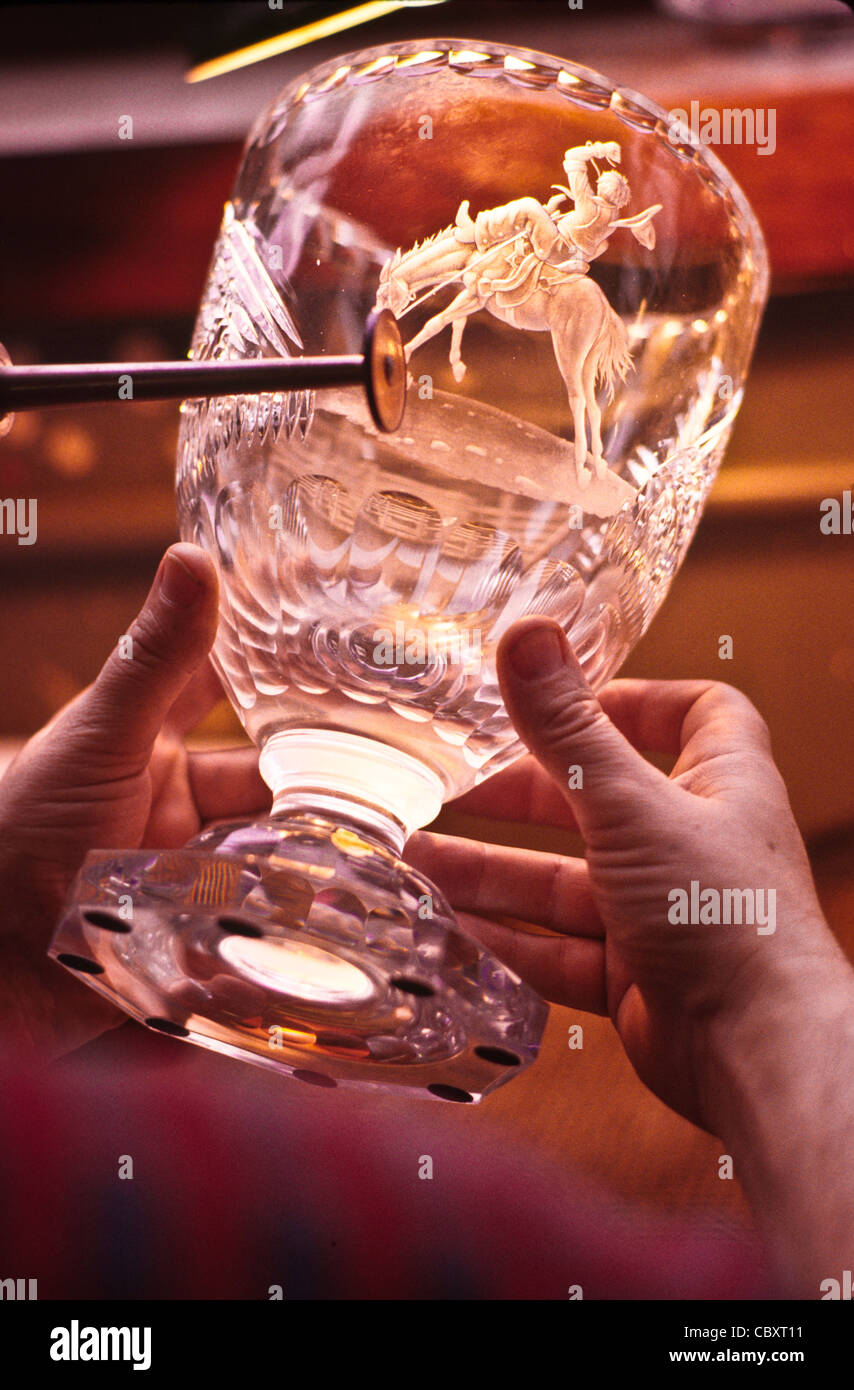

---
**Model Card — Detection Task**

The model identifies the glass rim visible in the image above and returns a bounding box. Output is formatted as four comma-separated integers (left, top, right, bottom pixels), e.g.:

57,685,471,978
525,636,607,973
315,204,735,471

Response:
245,32,768,293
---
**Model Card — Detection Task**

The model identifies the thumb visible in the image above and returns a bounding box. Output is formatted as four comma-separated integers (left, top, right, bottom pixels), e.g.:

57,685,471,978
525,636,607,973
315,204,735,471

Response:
79,544,220,764
497,617,665,839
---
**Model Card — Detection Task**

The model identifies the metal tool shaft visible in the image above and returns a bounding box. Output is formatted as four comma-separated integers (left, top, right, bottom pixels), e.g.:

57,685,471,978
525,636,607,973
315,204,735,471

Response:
0,355,365,410
0,309,406,434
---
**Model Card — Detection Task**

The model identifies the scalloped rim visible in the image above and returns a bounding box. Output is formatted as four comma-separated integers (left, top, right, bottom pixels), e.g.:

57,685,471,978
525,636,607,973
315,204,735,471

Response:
240,34,768,308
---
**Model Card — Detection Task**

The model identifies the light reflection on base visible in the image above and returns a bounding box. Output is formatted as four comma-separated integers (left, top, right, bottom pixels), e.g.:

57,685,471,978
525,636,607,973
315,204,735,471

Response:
218,933,377,1005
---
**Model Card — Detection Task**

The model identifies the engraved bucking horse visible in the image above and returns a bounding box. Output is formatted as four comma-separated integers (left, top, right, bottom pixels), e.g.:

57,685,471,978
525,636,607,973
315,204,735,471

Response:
374,141,661,488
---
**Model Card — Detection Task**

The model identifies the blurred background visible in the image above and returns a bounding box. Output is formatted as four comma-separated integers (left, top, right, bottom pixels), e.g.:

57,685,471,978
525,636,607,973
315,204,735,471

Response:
1,0,853,1266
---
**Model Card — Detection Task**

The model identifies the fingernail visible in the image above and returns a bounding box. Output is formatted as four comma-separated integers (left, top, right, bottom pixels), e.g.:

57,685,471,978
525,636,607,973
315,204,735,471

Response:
159,551,204,608
505,624,568,680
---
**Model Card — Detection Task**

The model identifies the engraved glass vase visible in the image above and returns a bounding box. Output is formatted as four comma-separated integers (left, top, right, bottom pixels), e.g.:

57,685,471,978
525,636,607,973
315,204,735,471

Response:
51,38,768,1102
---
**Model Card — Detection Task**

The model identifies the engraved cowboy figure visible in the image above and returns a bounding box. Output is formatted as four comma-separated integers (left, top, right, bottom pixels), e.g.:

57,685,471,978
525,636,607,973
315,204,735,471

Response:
376,141,662,486
452,141,661,302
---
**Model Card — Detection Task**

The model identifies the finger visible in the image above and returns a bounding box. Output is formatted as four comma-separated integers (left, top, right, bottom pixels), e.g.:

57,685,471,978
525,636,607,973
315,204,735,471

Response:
81,545,219,764
497,618,679,838
598,677,722,758
404,831,602,937
449,756,581,830
164,660,225,736
450,677,724,827
187,746,272,823
455,911,608,1014
674,681,775,780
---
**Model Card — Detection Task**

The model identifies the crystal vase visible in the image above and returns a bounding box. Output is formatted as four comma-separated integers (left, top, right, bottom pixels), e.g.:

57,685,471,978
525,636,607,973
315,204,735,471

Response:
51,38,768,1102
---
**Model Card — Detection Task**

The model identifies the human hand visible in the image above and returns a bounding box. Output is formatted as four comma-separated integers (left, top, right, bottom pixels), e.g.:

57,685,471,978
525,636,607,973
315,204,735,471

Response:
0,544,270,1060
406,617,840,1130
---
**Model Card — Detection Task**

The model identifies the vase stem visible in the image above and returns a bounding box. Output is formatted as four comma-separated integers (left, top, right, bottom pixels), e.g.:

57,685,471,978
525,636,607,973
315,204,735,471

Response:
257,729,445,854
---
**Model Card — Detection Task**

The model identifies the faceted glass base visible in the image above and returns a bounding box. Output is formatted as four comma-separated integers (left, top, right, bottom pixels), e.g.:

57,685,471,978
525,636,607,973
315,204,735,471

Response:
50,815,548,1103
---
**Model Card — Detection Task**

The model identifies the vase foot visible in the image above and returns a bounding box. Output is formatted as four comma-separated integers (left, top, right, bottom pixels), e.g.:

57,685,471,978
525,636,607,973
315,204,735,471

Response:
50,815,548,1102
